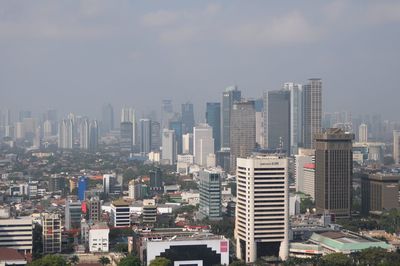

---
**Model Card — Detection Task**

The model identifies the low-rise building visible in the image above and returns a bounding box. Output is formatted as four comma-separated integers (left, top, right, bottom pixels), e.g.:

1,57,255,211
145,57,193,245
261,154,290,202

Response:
89,223,110,253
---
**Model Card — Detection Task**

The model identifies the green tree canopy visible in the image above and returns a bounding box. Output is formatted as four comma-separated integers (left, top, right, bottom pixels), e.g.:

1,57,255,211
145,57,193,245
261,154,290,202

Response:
98,256,111,266
321,253,352,266
29,254,67,266
118,255,141,266
149,257,172,266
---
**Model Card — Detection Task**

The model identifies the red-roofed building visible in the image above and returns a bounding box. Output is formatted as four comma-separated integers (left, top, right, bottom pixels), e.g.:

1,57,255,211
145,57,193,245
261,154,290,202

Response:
0,247,27,265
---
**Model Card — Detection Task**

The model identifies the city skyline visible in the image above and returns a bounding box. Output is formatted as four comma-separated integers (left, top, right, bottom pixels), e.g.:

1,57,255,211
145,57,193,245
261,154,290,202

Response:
1,1,400,120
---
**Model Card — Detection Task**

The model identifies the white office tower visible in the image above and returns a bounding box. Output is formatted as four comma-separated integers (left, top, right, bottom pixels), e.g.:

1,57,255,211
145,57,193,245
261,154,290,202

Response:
128,180,135,200
121,107,136,145
161,129,176,165
255,111,265,148
359,123,368,143
43,120,52,139
14,122,24,139
294,148,315,193
182,133,193,154
235,155,289,263
58,118,74,149
80,119,90,150
283,82,303,155
394,130,400,164
194,124,214,167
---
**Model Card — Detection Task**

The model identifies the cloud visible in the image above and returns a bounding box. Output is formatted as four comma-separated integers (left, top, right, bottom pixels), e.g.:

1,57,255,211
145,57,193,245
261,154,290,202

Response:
365,2,400,24
160,26,197,43
141,10,179,27
225,12,320,47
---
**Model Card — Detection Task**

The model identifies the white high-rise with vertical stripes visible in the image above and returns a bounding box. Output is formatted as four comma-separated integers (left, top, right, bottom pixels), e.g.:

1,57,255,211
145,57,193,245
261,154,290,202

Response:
235,155,289,263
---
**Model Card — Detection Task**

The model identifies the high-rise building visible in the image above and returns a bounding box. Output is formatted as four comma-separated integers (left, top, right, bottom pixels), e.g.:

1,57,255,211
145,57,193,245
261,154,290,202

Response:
120,121,133,153
283,82,303,155
206,102,221,151
140,119,152,155
65,197,82,230
19,110,31,122
359,123,368,143
235,155,289,263
142,199,157,224
294,148,315,194
394,130,400,164
149,167,162,190
161,99,174,130
58,119,74,149
121,107,136,146
103,174,117,195
80,118,90,150
162,129,176,165
264,89,290,154
182,133,193,154
87,197,101,223
150,121,161,151
0,216,32,254
303,79,322,149
303,163,316,200
101,103,114,135
361,174,400,215
181,102,195,134
89,120,99,153
78,176,88,201
110,199,131,227
199,169,222,220
169,120,183,154
230,100,256,172
42,213,62,254
315,128,354,218
221,86,241,148
193,124,214,167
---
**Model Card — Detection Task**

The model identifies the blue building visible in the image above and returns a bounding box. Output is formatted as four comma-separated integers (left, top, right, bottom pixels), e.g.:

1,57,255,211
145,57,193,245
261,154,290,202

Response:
206,102,221,151
78,176,88,201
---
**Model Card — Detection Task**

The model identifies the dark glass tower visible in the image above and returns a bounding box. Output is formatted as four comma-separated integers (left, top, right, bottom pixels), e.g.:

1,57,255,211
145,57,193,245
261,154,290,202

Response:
206,102,221,151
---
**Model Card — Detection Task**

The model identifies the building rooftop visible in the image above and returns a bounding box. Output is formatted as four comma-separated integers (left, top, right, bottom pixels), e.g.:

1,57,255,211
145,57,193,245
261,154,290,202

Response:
0,247,26,261
111,199,130,207
309,231,393,252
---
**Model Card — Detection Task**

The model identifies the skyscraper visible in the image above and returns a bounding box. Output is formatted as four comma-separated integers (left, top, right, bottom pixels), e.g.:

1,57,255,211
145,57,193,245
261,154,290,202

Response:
198,169,222,221
283,82,303,155
181,102,195,134
151,121,161,151
89,120,99,153
264,89,290,154
221,86,241,148
230,100,256,172
193,124,214,167
359,123,368,143
58,119,74,149
162,129,176,165
315,128,354,218
303,79,322,149
236,155,289,263
120,121,133,153
161,99,173,130
169,120,183,154
393,130,400,164
77,176,88,201
121,107,136,146
206,102,221,151
101,103,114,135
80,118,90,150
140,119,152,155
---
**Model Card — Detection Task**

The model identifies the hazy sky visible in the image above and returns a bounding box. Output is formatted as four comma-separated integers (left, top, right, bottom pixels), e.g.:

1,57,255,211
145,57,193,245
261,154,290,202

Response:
1,1,400,121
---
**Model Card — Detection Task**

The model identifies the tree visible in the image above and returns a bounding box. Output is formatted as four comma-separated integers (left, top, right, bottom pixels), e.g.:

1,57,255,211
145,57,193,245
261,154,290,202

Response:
69,255,79,265
118,255,141,266
149,257,172,266
29,255,67,266
229,261,247,266
300,196,315,213
321,253,352,266
357,247,388,266
98,256,111,266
